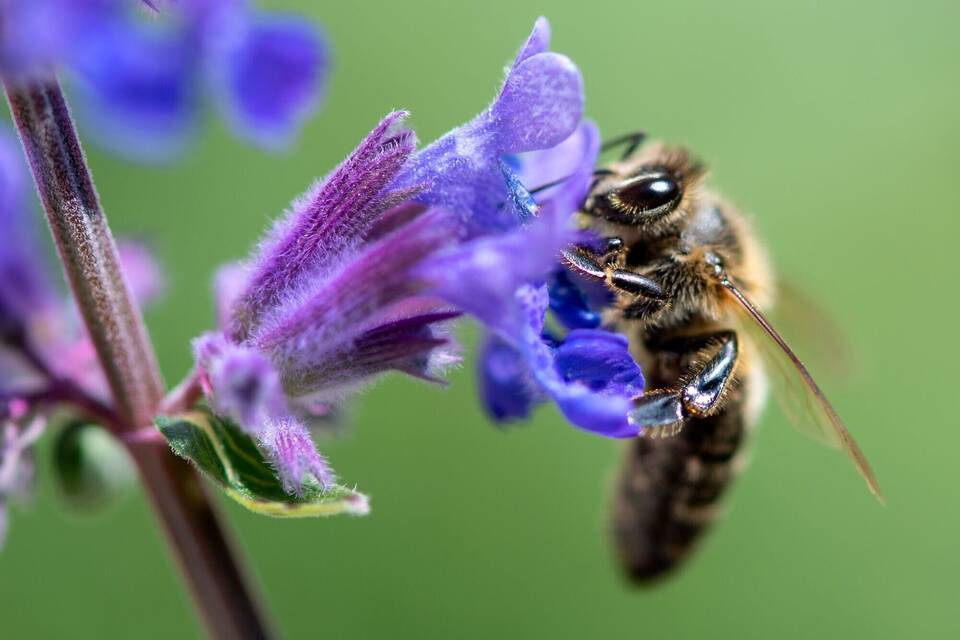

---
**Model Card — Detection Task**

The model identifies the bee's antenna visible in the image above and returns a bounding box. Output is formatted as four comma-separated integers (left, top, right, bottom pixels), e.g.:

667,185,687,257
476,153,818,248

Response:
528,175,573,195
496,169,611,211
601,131,647,160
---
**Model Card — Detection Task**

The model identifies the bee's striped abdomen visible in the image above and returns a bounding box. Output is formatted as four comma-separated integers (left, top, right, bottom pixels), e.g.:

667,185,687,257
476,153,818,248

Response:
611,344,751,582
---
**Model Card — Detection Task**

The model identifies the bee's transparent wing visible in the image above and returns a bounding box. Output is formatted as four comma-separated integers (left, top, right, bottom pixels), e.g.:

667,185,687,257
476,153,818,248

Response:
772,278,857,380
721,277,883,501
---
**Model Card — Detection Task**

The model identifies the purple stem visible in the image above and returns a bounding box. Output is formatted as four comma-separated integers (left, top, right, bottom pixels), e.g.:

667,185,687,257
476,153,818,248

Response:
4,77,274,639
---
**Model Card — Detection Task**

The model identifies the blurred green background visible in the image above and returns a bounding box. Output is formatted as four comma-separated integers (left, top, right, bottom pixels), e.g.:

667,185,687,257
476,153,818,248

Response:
2,0,958,637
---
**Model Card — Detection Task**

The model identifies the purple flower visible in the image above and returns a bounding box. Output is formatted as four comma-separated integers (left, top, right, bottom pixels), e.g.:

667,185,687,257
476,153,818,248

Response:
391,17,584,234
397,67,645,437
68,16,199,161
196,113,462,492
194,17,648,495
0,0,330,161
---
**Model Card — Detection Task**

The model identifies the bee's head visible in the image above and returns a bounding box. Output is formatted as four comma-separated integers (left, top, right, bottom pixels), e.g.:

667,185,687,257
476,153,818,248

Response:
585,143,705,233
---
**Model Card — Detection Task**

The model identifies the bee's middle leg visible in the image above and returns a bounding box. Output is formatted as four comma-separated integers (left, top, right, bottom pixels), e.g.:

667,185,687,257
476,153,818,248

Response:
630,331,740,433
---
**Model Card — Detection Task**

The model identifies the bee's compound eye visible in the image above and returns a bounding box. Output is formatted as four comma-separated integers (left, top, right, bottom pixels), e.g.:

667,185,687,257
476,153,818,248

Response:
610,172,681,218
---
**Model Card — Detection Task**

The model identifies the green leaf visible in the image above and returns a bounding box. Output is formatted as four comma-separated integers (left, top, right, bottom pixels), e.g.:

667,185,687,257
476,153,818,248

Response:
52,422,135,511
154,411,369,518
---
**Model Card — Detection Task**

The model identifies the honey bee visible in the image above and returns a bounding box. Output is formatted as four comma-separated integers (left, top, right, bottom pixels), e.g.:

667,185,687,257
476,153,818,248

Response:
559,133,882,583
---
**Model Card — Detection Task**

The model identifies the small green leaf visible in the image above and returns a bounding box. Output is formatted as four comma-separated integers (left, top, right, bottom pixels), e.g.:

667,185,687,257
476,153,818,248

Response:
52,422,135,511
154,410,369,518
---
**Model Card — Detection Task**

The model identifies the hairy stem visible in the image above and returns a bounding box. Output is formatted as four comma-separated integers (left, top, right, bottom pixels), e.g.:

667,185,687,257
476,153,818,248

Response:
4,77,274,639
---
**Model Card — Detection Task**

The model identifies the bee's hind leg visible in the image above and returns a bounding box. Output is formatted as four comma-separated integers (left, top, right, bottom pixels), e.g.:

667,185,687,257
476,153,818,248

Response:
631,331,740,436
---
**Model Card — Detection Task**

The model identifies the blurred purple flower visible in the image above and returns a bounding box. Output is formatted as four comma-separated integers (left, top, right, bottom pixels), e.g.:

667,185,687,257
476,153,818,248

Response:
210,14,329,149
117,240,167,306
0,0,329,161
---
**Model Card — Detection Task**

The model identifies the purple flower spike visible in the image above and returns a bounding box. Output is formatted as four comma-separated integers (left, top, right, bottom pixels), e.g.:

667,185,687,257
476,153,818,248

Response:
213,15,329,148
197,113,466,494
391,17,584,233
259,416,335,494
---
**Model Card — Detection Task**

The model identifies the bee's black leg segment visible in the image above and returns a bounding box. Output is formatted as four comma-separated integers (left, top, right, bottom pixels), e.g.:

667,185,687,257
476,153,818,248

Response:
630,390,685,428
561,247,667,301
680,331,738,418
630,331,740,431
610,270,666,299
602,131,647,160
561,247,607,280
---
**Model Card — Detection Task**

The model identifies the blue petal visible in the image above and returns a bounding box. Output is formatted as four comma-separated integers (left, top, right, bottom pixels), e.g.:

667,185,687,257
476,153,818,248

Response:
552,393,637,439
214,14,328,149
554,330,644,397
478,334,539,422
514,285,645,438
548,269,602,330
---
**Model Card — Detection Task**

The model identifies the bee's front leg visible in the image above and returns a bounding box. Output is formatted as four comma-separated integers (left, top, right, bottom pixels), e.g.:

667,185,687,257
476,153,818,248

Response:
561,244,668,302
630,331,739,435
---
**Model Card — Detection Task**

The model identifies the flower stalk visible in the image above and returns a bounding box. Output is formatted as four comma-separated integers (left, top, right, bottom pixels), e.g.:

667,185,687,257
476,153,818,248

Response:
4,77,273,640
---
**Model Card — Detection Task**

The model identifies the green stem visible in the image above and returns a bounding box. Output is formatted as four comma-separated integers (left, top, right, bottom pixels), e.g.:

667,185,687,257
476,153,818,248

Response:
4,77,274,640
